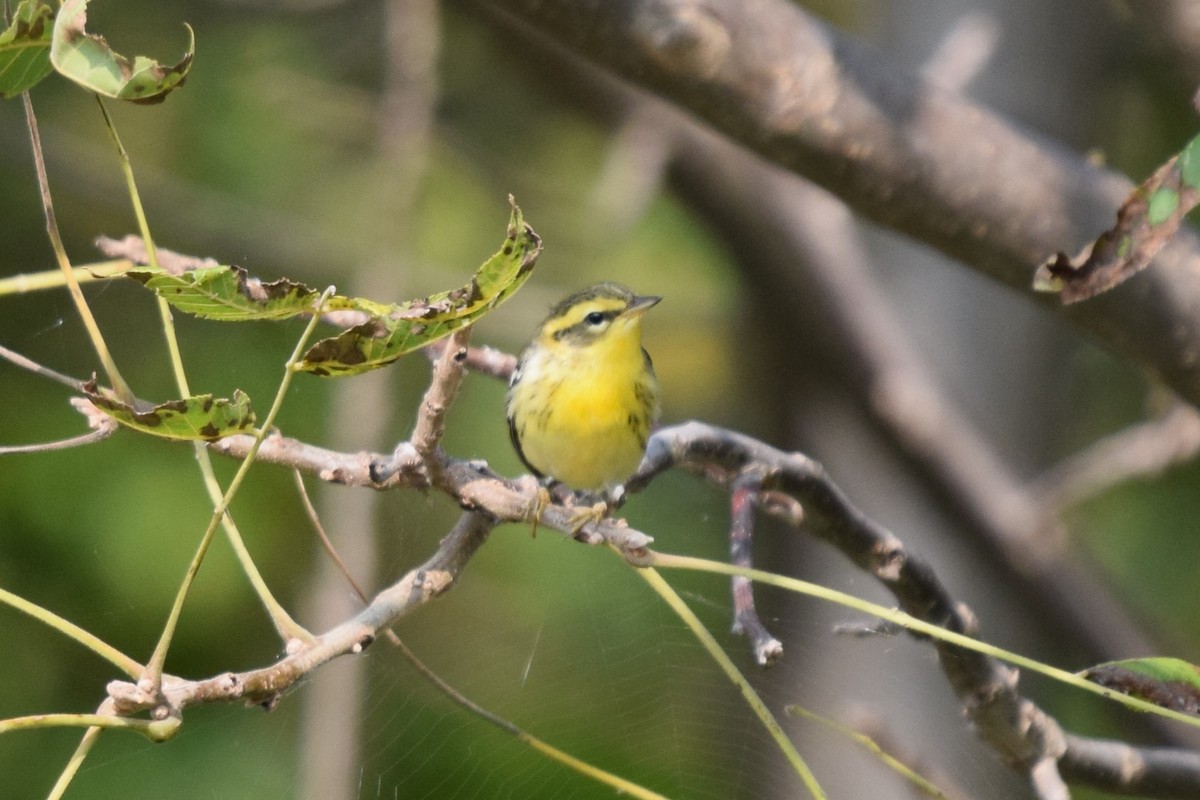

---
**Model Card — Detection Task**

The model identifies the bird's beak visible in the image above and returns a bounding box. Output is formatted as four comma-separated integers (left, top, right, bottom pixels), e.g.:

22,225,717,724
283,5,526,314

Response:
624,294,662,318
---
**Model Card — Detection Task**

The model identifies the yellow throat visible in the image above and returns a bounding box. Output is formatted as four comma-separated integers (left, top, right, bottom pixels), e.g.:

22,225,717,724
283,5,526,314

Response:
506,283,661,490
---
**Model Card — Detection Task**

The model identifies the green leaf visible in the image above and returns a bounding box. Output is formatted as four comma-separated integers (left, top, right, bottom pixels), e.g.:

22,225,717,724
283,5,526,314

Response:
296,199,542,376
1082,657,1200,714
1034,131,1200,304
126,264,353,321
0,1,54,98
50,0,193,104
83,379,256,441
123,199,540,375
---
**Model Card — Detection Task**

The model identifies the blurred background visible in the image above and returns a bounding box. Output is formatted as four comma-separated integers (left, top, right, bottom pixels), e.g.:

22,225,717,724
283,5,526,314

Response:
2,1,1199,798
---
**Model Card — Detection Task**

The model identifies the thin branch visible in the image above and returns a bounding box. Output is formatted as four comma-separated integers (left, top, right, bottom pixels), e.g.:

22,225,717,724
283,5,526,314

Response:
1034,400,1200,512
209,429,654,553
628,422,1200,796
426,340,516,382
0,425,115,455
293,469,374,606
728,475,783,666
94,235,217,275
410,326,472,466
1059,733,1200,799
0,339,88,393
108,511,495,716
1030,757,1071,800
292,469,403,647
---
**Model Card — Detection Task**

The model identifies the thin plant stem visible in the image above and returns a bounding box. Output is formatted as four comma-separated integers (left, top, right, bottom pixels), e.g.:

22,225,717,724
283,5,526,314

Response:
786,706,952,799
0,713,177,738
20,92,133,402
393,637,670,800
0,260,133,296
0,587,141,678
141,288,335,690
633,563,828,799
46,725,103,800
293,469,401,646
95,98,306,644
649,552,1200,730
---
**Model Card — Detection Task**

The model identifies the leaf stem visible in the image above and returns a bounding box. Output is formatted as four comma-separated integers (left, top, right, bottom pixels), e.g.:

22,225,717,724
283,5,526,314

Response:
649,552,1200,730
0,587,141,678
0,260,133,296
0,712,177,739
20,92,134,403
94,99,310,652
633,562,828,799
394,638,670,800
142,288,335,691
47,723,104,800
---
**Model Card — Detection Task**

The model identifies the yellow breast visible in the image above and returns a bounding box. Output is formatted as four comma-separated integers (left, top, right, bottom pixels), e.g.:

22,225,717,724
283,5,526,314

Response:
509,326,659,490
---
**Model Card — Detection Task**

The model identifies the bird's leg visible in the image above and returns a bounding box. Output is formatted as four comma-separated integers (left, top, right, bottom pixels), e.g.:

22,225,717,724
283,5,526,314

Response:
516,475,554,537
559,488,613,534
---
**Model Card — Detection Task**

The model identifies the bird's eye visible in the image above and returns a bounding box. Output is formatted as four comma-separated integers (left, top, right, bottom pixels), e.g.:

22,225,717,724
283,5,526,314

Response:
585,311,606,325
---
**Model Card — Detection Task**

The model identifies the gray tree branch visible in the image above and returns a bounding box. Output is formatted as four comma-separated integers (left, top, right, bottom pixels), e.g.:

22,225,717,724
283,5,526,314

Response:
482,0,1200,406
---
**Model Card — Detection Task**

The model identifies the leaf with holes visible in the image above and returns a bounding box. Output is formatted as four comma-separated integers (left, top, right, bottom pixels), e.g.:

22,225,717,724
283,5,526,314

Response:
1034,133,1200,303
83,379,256,441
297,198,542,376
0,0,54,98
50,0,193,104
127,264,362,321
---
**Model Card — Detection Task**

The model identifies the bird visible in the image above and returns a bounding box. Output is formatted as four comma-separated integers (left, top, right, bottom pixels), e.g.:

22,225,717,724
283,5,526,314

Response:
506,282,661,498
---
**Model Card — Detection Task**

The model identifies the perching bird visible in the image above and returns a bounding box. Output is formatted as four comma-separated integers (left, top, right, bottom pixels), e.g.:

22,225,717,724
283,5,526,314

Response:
506,282,661,494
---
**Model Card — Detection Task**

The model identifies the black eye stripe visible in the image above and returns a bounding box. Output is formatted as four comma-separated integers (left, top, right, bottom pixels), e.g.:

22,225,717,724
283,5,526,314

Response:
551,307,623,341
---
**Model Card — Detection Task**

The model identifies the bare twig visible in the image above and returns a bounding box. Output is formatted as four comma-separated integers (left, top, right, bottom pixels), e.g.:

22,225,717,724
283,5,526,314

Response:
410,326,472,464
0,425,116,455
919,11,1000,91
207,431,654,554
427,340,516,381
0,340,88,393
108,511,495,716
1059,733,1200,799
292,469,403,647
1034,400,1200,513
728,475,783,666
1030,757,1071,800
